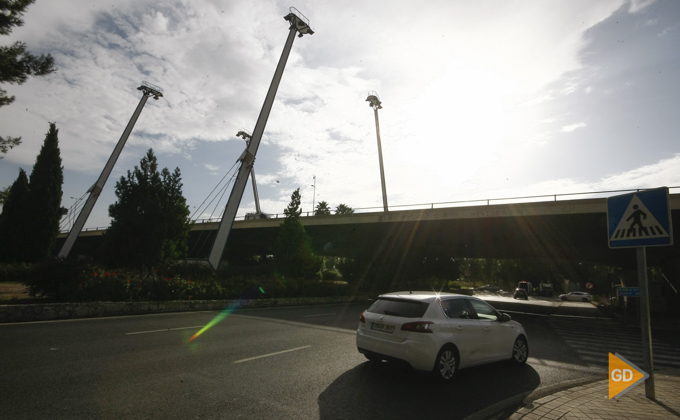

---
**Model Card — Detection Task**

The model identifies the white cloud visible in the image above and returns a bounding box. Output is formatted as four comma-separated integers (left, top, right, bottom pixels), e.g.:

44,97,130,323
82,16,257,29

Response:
596,154,680,190
561,122,587,133
5,0,680,230
628,0,657,14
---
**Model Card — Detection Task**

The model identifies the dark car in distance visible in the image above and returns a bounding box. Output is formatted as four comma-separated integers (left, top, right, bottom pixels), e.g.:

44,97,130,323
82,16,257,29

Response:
513,288,528,300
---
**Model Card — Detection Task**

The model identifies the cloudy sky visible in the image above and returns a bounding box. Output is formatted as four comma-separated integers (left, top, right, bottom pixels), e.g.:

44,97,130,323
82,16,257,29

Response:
1,0,679,229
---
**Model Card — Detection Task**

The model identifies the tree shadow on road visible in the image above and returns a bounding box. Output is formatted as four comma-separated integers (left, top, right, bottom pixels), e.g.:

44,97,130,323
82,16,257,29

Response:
317,360,540,420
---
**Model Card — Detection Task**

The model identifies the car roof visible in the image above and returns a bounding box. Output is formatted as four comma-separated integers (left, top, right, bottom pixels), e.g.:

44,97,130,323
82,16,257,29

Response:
377,291,467,302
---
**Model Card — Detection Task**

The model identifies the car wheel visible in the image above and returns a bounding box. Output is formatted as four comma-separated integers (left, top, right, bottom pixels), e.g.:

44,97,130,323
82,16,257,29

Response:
433,345,458,383
582,298,589,302
363,352,382,363
561,296,567,301
511,336,529,364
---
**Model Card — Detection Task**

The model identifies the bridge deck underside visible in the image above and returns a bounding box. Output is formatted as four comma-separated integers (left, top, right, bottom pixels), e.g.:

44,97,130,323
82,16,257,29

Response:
56,210,680,269
186,211,680,269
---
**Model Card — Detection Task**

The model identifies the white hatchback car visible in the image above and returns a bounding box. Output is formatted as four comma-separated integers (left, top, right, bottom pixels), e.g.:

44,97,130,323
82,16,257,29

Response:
559,291,592,302
356,292,529,382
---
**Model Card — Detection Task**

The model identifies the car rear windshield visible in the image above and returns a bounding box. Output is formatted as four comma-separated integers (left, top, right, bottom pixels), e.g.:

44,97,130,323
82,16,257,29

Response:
367,298,429,318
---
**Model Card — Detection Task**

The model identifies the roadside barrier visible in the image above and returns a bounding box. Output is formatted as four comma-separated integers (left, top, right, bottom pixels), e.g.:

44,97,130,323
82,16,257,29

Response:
0,296,368,323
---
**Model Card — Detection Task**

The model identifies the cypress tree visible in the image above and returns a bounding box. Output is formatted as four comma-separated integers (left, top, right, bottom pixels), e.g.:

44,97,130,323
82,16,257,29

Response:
0,0,56,158
0,168,30,262
23,122,65,262
103,149,191,267
273,188,320,278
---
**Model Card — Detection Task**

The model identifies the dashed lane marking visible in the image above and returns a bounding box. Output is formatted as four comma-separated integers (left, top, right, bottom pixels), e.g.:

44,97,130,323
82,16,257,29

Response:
302,313,336,318
126,325,204,335
233,345,312,364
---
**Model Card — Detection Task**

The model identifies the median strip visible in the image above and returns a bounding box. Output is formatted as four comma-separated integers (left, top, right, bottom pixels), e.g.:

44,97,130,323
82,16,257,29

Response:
233,345,312,363
126,325,204,335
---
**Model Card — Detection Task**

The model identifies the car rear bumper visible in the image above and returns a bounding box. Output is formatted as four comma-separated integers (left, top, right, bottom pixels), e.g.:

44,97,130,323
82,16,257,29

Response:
356,328,438,372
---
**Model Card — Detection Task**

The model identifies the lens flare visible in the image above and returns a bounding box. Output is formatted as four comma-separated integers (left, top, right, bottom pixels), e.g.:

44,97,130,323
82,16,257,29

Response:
189,287,265,342
189,302,239,342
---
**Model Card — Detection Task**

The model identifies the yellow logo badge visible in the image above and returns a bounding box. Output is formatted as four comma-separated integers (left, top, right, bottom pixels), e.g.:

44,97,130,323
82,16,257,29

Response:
608,352,649,399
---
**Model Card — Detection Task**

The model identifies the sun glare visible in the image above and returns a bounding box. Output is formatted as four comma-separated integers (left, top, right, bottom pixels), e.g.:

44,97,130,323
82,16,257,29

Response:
394,65,514,185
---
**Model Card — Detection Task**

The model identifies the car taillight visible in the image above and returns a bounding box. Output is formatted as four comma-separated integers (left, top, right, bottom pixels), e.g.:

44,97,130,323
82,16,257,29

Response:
359,312,365,324
401,321,433,333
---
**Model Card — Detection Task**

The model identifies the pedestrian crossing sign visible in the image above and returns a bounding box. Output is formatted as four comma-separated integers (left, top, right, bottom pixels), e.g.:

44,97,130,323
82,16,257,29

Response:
607,187,673,248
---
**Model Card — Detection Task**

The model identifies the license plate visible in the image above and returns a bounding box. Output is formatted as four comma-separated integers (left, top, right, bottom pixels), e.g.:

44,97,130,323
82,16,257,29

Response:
371,322,395,333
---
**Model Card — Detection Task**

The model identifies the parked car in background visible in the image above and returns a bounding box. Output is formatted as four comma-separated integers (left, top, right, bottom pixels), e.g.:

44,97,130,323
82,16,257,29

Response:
475,285,501,293
517,281,533,296
559,291,592,302
513,288,529,300
537,282,553,297
356,292,529,383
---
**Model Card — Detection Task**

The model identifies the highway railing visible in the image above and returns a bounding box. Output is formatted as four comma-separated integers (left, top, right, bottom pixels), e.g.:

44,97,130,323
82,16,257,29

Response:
61,186,680,233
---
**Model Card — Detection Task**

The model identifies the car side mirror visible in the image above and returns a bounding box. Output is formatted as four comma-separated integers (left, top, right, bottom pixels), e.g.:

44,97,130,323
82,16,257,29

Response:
501,313,512,322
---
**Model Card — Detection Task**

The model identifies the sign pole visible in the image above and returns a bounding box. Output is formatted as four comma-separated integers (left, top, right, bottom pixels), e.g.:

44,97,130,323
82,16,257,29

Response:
608,187,672,401
636,246,655,399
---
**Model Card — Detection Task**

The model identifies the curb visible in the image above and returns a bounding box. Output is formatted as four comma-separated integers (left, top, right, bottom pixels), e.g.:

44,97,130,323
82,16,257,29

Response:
462,375,605,420
508,373,680,420
0,296,369,323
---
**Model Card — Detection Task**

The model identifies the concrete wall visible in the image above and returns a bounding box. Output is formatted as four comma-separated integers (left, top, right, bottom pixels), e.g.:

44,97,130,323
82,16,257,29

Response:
0,296,367,323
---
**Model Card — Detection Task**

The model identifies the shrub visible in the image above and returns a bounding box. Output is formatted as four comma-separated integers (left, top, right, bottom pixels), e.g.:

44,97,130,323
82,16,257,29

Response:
321,270,340,280
22,260,353,302
0,263,34,283
25,259,88,301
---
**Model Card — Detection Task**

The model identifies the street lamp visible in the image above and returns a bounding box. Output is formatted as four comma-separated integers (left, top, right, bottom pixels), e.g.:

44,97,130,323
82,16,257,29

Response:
366,91,388,212
207,7,313,269
236,130,261,216
311,175,316,213
58,81,163,259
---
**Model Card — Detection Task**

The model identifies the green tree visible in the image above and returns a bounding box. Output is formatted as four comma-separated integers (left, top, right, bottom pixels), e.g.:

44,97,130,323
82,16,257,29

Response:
0,0,56,159
103,149,191,267
0,168,29,261
314,200,331,216
274,188,320,278
23,122,65,262
335,203,354,215
0,184,9,205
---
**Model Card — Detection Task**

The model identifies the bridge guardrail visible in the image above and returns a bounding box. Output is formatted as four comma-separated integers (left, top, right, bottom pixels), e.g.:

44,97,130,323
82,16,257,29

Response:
60,186,680,233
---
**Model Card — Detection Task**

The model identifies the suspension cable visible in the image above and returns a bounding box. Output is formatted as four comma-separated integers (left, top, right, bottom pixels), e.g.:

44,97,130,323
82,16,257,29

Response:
188,160,241,257
188,159,239,222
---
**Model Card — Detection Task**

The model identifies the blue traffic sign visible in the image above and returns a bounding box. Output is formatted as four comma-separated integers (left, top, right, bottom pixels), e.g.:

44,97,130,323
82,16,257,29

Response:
617,287,640,297
607,187,673,249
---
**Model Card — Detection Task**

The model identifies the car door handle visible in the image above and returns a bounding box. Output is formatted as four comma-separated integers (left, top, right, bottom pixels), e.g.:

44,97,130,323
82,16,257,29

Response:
483,327,490,331
456,326,464,330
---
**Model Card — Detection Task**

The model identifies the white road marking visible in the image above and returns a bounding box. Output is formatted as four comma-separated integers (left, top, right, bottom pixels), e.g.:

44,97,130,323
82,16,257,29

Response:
233,345,312,363
501,310,550,317
0,311,215,326
125,325,204,335
302,313,336,318
549,314,611,320
229,314,354,336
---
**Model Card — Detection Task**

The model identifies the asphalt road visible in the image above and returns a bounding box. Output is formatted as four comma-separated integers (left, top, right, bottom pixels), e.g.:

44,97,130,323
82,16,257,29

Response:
2,297,679,419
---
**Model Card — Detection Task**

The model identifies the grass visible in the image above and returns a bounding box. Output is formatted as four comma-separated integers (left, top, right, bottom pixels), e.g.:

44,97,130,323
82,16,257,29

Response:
0,282,40,303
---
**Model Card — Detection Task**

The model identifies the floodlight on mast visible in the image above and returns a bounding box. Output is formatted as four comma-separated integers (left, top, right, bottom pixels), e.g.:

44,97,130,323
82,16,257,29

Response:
366,91,388,212
236,130,262,215
58,81,164,259
207,8,314,269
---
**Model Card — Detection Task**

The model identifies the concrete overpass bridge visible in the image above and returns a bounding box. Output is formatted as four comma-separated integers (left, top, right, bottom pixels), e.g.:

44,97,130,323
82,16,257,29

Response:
59,193,680,277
